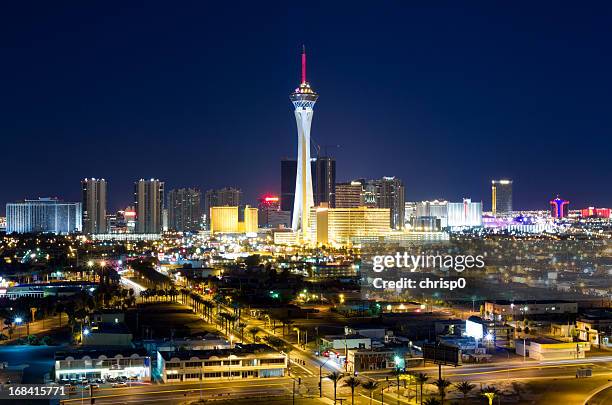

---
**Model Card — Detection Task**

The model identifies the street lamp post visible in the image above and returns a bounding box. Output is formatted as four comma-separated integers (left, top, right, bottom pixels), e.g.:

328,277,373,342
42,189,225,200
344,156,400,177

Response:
14,317,23,339
319,358,331,398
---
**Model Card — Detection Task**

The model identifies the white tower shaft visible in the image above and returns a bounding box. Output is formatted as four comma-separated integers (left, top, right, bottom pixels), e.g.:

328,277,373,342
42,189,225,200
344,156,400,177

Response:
292,106,315,238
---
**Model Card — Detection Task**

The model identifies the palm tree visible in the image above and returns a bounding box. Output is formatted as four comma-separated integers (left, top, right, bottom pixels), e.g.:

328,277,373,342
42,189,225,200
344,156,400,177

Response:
455,381,475,403
415,372,430,405
423,398,442,405
326,371,344,404
389,368,404,401
247,326,261,342
481,386,500,405
432,378,452,403
238,321,247,342
343,376,361,405
361,380,379,405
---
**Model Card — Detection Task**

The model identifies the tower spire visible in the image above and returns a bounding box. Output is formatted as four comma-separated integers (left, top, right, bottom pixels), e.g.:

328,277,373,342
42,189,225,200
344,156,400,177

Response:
301,45,306,84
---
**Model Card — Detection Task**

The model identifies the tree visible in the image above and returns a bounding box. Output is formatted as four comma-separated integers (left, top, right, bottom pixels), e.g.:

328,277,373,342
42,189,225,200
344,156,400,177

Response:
481,386,500,405
432,378,452,403
415,372,430,405
455,381,475,403
238,322,247,342
390,368,404,401
361,380,379,405
343,376,361,405
247,326,261,342
326,371,344,404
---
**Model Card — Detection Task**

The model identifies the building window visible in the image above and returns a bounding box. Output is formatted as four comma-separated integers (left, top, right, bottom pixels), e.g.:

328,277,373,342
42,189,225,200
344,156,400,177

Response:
259,358,285,365
203,372,222,378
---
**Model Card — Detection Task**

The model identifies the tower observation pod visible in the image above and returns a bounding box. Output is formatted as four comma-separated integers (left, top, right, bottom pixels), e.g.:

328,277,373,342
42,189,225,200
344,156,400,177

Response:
290,46,319,240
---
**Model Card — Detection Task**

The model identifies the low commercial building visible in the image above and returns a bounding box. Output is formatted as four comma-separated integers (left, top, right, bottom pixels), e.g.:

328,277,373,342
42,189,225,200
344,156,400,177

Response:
54,349,151,381
575,309,612,348
515,338,590,361
320,334,372,351
484,300,578,321
347,348,396,372
157,344,287,383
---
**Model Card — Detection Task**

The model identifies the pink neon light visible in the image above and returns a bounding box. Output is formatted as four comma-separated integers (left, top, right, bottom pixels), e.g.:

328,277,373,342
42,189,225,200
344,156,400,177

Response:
301,46,306,84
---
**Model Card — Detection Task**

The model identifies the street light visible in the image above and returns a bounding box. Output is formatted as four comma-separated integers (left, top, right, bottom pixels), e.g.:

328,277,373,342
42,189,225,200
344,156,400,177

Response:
14,317,23,339
319,358,331,398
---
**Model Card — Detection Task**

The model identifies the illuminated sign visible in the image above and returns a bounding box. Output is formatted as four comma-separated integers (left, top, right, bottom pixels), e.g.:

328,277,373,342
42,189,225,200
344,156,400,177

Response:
465,319,484,340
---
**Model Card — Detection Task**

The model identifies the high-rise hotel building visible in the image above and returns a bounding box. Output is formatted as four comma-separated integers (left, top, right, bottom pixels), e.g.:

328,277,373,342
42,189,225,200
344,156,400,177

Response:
6,198,82,234
307,205,391,246
491,179,513,215
168,188,201,232
134,179,164,234
82,178,107,234
335,181,363,208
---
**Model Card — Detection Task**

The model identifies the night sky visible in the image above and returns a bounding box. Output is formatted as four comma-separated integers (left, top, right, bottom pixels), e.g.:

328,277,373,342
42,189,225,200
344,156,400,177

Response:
2,2,611,213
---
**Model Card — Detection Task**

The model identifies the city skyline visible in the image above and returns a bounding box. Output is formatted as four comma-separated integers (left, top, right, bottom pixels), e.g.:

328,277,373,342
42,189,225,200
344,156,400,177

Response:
2,3,611,212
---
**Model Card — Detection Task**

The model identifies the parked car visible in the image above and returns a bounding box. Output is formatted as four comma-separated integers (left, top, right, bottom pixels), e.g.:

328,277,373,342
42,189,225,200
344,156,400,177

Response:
111,382,128,388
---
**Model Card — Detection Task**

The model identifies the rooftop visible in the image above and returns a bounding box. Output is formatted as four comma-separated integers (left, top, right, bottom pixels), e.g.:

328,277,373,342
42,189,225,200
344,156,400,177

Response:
159,344,280,361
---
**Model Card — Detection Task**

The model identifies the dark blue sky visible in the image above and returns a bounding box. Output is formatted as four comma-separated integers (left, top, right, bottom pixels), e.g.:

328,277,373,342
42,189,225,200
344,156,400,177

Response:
2,2,611,212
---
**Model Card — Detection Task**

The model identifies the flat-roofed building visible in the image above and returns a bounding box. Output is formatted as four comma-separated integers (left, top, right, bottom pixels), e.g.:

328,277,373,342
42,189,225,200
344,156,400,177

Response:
308,206,391,246
484,300,577,321
209,206,238,234
54,348,151,382
157,344,287,383
336,182,363,208
515,338,590,361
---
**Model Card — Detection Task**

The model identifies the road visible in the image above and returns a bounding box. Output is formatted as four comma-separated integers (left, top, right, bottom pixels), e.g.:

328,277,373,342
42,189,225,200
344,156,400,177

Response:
1,314,65,344
175,293,612,404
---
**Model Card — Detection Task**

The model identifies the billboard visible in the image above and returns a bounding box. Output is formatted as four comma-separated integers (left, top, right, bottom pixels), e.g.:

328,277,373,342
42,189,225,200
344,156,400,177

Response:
422,343,460,367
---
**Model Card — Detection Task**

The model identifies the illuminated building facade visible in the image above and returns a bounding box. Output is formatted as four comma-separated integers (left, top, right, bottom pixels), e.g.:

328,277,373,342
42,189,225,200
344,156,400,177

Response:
308,205,391,246
168,188,201,232
491,179,513,215
415,200,448,228
581,207,611,218
6,198,82,234
447,198,483,227
550,197,570,218
210,206,258,234
204,187,242,228
240,206,258,233
82,178,107,234
158,344,287,383
134,179,164,233
210,206,238,234
258,196,291,228
290,46,318,239
336,182,363,208
356,177,405,229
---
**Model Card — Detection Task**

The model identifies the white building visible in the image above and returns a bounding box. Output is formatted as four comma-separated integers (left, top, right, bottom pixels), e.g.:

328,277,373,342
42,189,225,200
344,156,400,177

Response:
54,349,151,381
157,344,287,383
515,338,590,361
6,198,82,234
447,199,483,228
320,334,372,351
